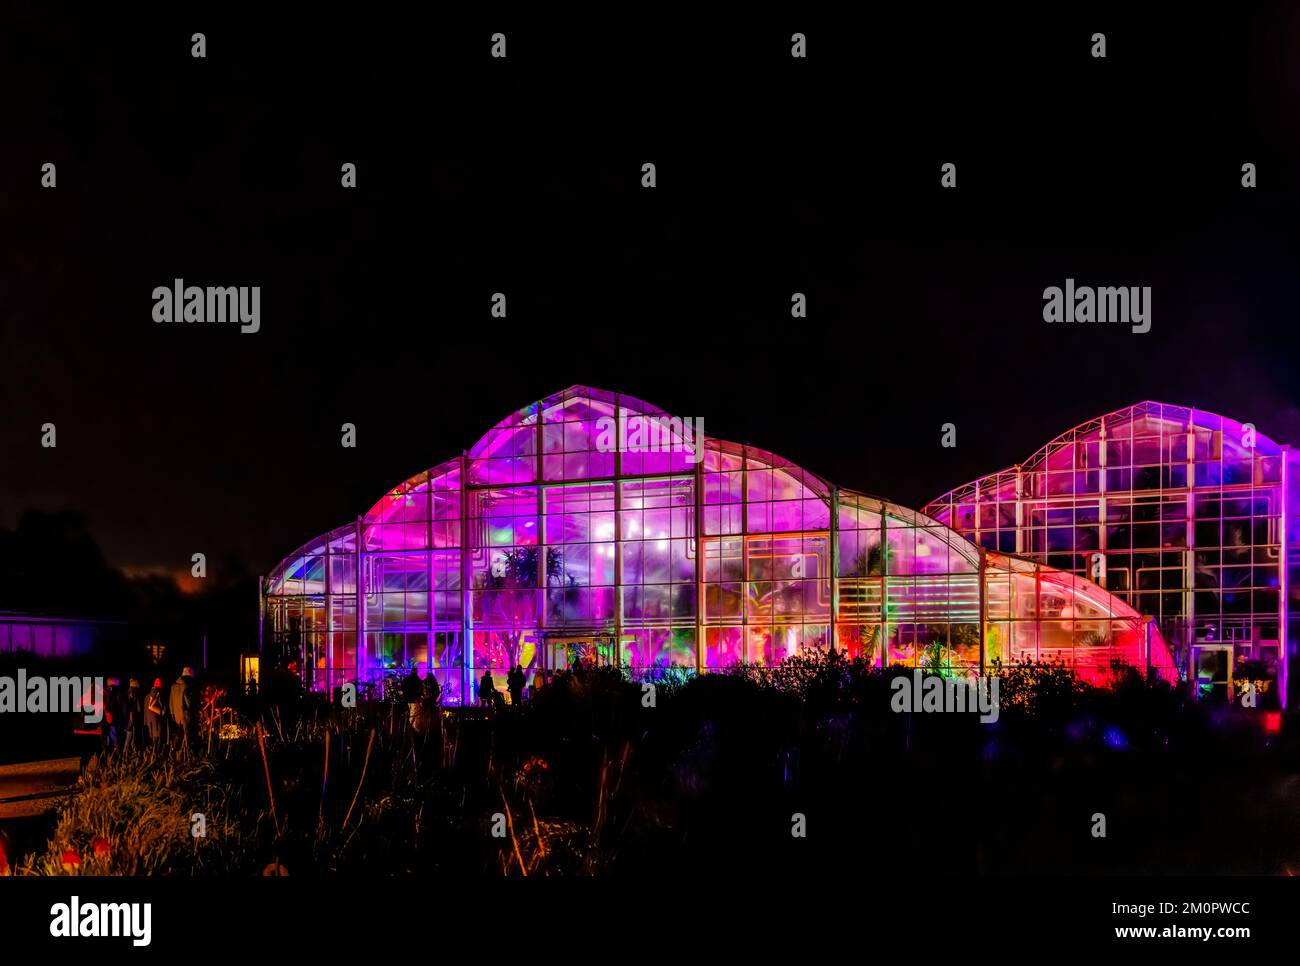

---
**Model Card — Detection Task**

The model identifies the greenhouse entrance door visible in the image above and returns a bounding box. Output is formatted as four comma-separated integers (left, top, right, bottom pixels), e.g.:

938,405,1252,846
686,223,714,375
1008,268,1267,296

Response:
1192,644,1233,702
543,634,619,672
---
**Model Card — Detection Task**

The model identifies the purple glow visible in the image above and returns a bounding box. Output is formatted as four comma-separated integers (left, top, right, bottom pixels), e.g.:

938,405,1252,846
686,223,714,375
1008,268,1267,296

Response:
264,388,1192,696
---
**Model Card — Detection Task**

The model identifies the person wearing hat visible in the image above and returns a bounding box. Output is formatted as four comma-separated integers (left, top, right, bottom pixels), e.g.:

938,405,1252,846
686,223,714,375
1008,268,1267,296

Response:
144,677,167,746
169,667,198,750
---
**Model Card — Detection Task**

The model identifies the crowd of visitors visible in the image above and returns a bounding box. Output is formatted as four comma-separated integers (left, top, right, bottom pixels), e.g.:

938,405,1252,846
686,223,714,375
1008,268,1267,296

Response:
97,667,198,754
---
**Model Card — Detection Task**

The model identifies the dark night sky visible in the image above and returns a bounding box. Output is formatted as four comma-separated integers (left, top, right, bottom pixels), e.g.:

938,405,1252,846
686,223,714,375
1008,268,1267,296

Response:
3,8,1300,583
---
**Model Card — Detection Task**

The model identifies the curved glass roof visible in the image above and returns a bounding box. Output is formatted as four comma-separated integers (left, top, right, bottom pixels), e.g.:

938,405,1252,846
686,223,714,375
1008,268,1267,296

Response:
265,522,356,596
268,385,836,588
924,400,1285,518
352,385,835,554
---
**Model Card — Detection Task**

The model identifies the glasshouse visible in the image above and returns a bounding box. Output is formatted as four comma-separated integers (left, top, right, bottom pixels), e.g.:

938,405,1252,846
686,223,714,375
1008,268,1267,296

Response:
923,401,1297,706
262,386,1176,703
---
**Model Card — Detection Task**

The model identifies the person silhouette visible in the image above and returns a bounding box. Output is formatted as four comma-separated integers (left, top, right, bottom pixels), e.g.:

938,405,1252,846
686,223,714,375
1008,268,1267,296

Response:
507,664,525,707
477,670,497,709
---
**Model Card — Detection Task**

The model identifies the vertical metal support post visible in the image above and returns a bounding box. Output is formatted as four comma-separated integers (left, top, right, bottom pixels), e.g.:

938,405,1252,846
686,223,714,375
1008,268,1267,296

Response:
1097,422,1108,587
978,547,988,673
355,514,365,692
742,447,750,662
1146,618,1153,679
323,530,332,694
535,419,546,678
427,479,435,678
694,449,705,675
257,576,265,671
1184,414,1197,677
1034,562,1042,662
613,396,624,672
1014,467,1025,556
879,505,888,669
1280,445,1290,709
461,453,473,702
829,486,840,653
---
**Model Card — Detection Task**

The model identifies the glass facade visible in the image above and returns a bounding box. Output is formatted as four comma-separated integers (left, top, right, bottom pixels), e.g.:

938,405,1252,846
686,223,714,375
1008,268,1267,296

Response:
263,387,1174,701
923,401,1294,705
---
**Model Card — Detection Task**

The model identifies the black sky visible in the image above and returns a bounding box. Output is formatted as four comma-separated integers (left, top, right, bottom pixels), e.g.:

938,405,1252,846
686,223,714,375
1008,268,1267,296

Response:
3,7,1300,581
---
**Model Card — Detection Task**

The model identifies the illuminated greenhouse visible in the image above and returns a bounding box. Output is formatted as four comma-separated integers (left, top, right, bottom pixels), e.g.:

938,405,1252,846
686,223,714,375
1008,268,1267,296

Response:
923,401,1297,706
261,386,1175,704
